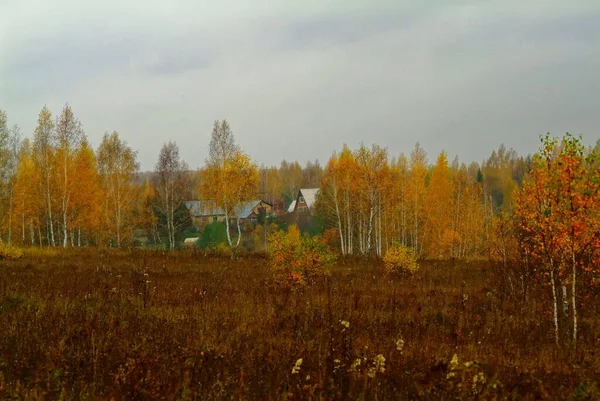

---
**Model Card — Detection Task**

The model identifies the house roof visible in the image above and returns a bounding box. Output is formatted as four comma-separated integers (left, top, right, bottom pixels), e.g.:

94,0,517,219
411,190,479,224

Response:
185,200,268,219
184,201,224,217
234,200,264,219
287,200,297,213
299,188,320,209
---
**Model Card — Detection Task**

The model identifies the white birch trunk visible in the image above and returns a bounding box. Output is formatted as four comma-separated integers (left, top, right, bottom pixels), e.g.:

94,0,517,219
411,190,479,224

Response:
572,250,578,348
550,268,559,347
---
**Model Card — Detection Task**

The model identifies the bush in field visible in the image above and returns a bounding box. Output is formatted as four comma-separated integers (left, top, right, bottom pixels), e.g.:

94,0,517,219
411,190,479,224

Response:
383,244,418,276
198,222,228,249
268,225,336,287
0,243,23,260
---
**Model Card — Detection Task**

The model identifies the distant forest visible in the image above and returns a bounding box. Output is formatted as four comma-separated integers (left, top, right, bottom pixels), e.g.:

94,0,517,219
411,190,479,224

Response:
1,105,598,260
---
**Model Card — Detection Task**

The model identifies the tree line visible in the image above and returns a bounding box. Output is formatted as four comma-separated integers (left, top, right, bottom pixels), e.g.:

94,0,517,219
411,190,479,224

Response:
1,106,598,259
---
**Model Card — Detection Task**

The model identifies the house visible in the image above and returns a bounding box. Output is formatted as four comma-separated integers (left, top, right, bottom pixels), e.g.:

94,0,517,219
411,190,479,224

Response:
184,200,226,227
234,200,273,224
281,188,321,230
287,200,297,213
185,200,273,228
289,188,320,216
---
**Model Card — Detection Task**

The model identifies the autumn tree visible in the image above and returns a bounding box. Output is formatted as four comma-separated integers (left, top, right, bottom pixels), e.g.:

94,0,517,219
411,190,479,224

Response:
12,140,43,245
69,138,103,245
302,160,323,188
320,145,355,255
97,131,139,247
516,133,600,348
279,160,303,206
389,154,410,247
259,165,283,207
353,144,392,256
201,152,260,254
153,141,191,249
423,151,454,259
452,162,485,258
32,106,56,246
319,144,392,256
201,120,260,255
406,143,428,255
53,103,84,247
0,110,21,243
136,178,159,245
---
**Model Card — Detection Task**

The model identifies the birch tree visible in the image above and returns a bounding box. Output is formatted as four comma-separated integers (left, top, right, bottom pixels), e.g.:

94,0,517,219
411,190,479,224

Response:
516,133,600,348
53,103,84,247
97,131,139,247
0,110,21,243
201,120,259,256
12,140,43,245
32,106,56,246
153,141,191,249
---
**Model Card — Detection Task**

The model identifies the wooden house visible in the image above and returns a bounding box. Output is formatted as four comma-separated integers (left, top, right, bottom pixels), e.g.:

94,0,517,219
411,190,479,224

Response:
281,188,320,229
185,200,273,228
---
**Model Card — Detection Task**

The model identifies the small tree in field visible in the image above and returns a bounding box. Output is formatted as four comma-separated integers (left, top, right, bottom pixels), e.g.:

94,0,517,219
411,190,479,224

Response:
516,133,600,348
268,225,336,287
383,244,419,276
200,120,260,257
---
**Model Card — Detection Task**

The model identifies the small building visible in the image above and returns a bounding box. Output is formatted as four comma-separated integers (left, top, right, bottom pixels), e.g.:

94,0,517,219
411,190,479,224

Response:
280,188,321,230
290,188,320,216
184,237,200,247
287,200,297,214
185,200,273,228
184,200,226,227
234,200,273,224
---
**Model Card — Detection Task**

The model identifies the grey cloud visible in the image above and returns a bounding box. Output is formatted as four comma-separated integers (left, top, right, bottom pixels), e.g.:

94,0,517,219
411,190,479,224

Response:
1,1,599,170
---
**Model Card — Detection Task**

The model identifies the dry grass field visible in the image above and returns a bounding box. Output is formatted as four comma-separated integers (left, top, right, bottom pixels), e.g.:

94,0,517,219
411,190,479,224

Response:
0,249,598,399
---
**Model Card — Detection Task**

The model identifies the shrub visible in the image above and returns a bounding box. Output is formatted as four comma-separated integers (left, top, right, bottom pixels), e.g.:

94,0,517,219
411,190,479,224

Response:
383,244,418,275
268,225,336,287
0,243,23,260
198,222,228,249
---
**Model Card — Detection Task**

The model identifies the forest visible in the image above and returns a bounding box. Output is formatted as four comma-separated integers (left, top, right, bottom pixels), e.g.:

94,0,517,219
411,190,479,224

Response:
0,105,599,399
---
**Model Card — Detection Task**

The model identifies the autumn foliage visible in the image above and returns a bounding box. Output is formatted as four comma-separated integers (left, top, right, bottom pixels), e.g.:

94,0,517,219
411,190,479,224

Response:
268,225,336,287
516,133,600,347
383,244,419,276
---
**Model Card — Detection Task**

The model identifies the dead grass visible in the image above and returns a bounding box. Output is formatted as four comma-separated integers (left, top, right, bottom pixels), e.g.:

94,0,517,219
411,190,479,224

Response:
0,249,598,399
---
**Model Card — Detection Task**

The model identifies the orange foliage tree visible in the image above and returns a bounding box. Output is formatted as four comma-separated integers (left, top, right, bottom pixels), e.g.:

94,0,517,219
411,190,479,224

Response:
516,133,600,348
268,225,335,287
69,138,103,245
423,151,454,259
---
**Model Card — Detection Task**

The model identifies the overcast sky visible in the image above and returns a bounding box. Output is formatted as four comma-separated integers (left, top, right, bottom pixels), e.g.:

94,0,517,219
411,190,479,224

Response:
1,1,599,170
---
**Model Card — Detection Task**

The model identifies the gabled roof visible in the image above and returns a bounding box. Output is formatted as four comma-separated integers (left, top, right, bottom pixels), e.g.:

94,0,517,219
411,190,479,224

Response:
234,200,264,219
185,200,269,219
299,188,320,209
184,201,224,217
287,200,297,213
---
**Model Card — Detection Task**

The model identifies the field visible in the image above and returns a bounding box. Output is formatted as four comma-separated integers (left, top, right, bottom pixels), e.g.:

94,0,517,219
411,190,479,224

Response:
0,250,599,400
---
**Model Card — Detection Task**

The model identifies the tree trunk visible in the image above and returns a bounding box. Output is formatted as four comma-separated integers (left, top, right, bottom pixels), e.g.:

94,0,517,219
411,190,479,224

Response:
224,208,232,248
562,284,569,341
332,182,345,255
47,171,55,247
572,250,578,348
550,269,559,347
63,208,68,247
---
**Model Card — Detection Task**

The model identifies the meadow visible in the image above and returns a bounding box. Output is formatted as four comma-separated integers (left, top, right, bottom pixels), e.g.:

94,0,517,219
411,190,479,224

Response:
0,249,598,400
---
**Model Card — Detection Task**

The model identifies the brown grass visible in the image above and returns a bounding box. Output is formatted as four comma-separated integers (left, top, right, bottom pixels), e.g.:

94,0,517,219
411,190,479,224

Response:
0,249,598,399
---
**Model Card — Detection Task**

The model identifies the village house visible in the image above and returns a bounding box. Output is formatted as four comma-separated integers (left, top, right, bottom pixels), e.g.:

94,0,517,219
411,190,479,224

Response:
184,200,273,228
281,188,320,230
